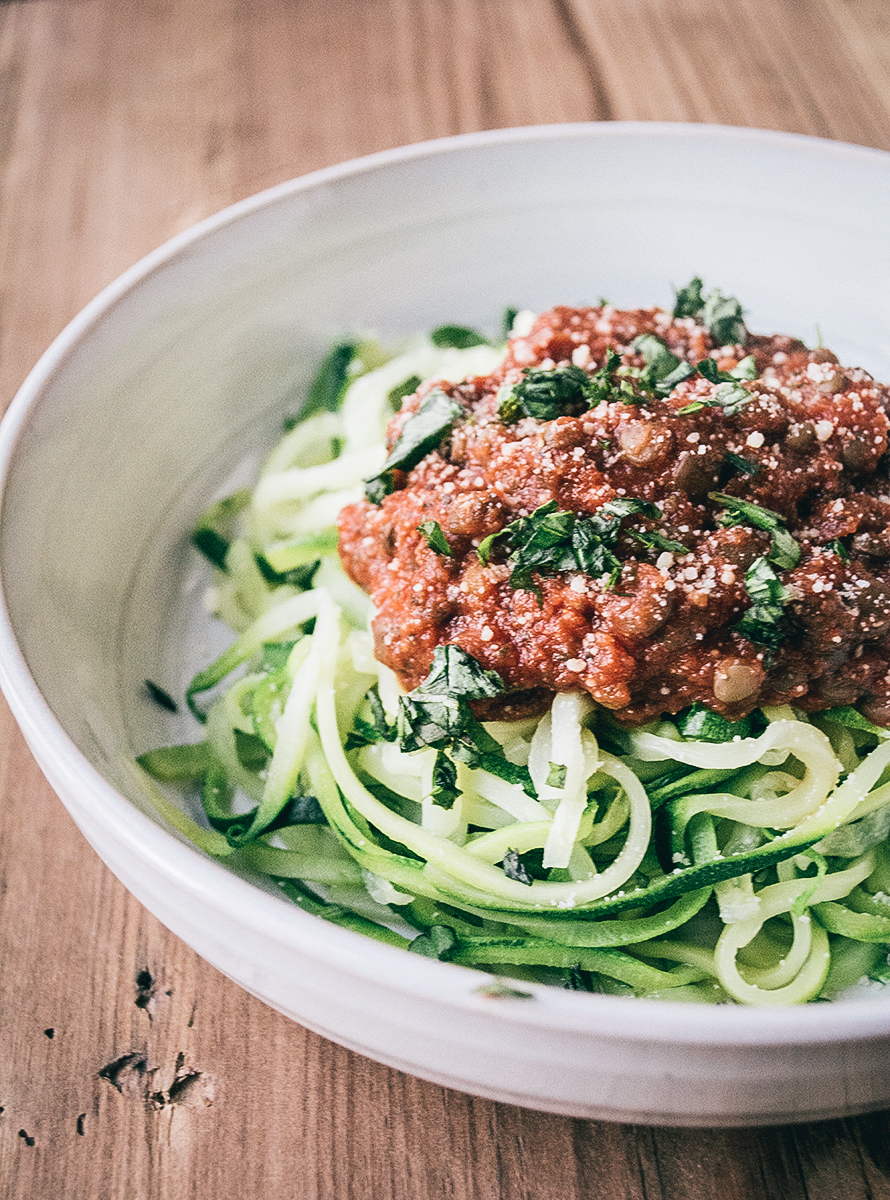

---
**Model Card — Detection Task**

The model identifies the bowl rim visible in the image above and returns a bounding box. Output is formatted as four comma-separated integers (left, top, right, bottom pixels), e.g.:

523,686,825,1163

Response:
2,120,890,1049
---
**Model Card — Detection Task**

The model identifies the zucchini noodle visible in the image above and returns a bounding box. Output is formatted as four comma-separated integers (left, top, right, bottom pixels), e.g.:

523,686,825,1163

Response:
137,331,890,1005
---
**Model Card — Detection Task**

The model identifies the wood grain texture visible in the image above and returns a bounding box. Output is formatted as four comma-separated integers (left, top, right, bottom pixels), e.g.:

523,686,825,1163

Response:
1,1,890,1196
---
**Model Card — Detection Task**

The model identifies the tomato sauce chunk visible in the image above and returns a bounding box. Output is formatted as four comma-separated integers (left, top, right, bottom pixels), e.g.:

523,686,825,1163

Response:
338,302,890,725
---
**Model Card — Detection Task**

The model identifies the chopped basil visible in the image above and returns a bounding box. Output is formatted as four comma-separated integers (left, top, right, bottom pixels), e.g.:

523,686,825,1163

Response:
730,355,757,380
498,346,681,422
495,384,523,425
503,503,578,594
703,290,747,347
343,717,389,751
364,387,464,503
673,277,747,346
345,684,396,750
501,307,519,340
586,349,640,406
191,489,251,571
605,498,663,521
192,527,230,570
254,553,321,591
675,703,755,742
676,379,752,417
302,341,359,418
498,363,591,422
417,519,454,557
732,556,793,651
144,679,178,713
396,646,537,798
629,528,690,554
632,335,695,397
430,750,459,808
827,538,851,563
387,374,422,410
451,741,537,796
430,324,489,350
724,451,760,477
408,925,459,959
479,497,668,599
709,493,801,569
673,277,706,319
271,795,327,827
546,762,568,789
502,848,534,886
397,644,504,753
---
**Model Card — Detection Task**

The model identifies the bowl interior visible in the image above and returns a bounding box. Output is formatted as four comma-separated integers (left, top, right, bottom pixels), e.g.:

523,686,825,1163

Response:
3,121,890,988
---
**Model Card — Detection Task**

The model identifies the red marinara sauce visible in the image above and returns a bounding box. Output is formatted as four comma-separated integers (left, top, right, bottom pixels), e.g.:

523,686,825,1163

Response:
337,303,890,725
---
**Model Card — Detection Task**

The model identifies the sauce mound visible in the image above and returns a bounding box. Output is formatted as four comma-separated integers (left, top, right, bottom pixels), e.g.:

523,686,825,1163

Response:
337,303,890,725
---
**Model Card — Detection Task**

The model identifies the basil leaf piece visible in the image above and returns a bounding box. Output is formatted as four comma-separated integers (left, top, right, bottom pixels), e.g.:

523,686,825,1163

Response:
451,738,537,798
501,363,592,421
145,679,178,713
396,646,537,800
603,498,662,521
826,538,851,563
364,387,464,504
408,925,459,959
696,357,758,393
495,384,523,425
673,277,705,319
702,290,747,346
477,524,510,565
672,277,747,346
387,374,422,411
429,750,459,808
191,488,251,572
501,307,519,340
632,335,695,397
430,324,489,349
502,848,534,886
768,526,803,571
675,379,752,417
709,493,801,569
724,451,760,477
302,341,359,418
732,556,793,651
268,795,327,828
710,493,785,530
417,520,454,557
192,527,230,570
479,497,669,598
397,645,505,753
730,355,757,380
629,528,690,554
696,358,726,384
345,684,397,750
508,504,577,593
586,349,640,406
413,644,504,703
254,553,321,591
546,762,568,789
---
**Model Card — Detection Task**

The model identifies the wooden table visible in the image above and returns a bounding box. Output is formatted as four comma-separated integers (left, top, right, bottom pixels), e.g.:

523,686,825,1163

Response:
1,2,889,1196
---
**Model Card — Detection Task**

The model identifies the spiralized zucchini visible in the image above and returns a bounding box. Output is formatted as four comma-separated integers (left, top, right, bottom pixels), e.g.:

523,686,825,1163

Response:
138,331,890,1006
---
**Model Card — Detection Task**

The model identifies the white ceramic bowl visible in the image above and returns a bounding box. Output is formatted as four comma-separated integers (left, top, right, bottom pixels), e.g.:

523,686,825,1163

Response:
1,124,889,1127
